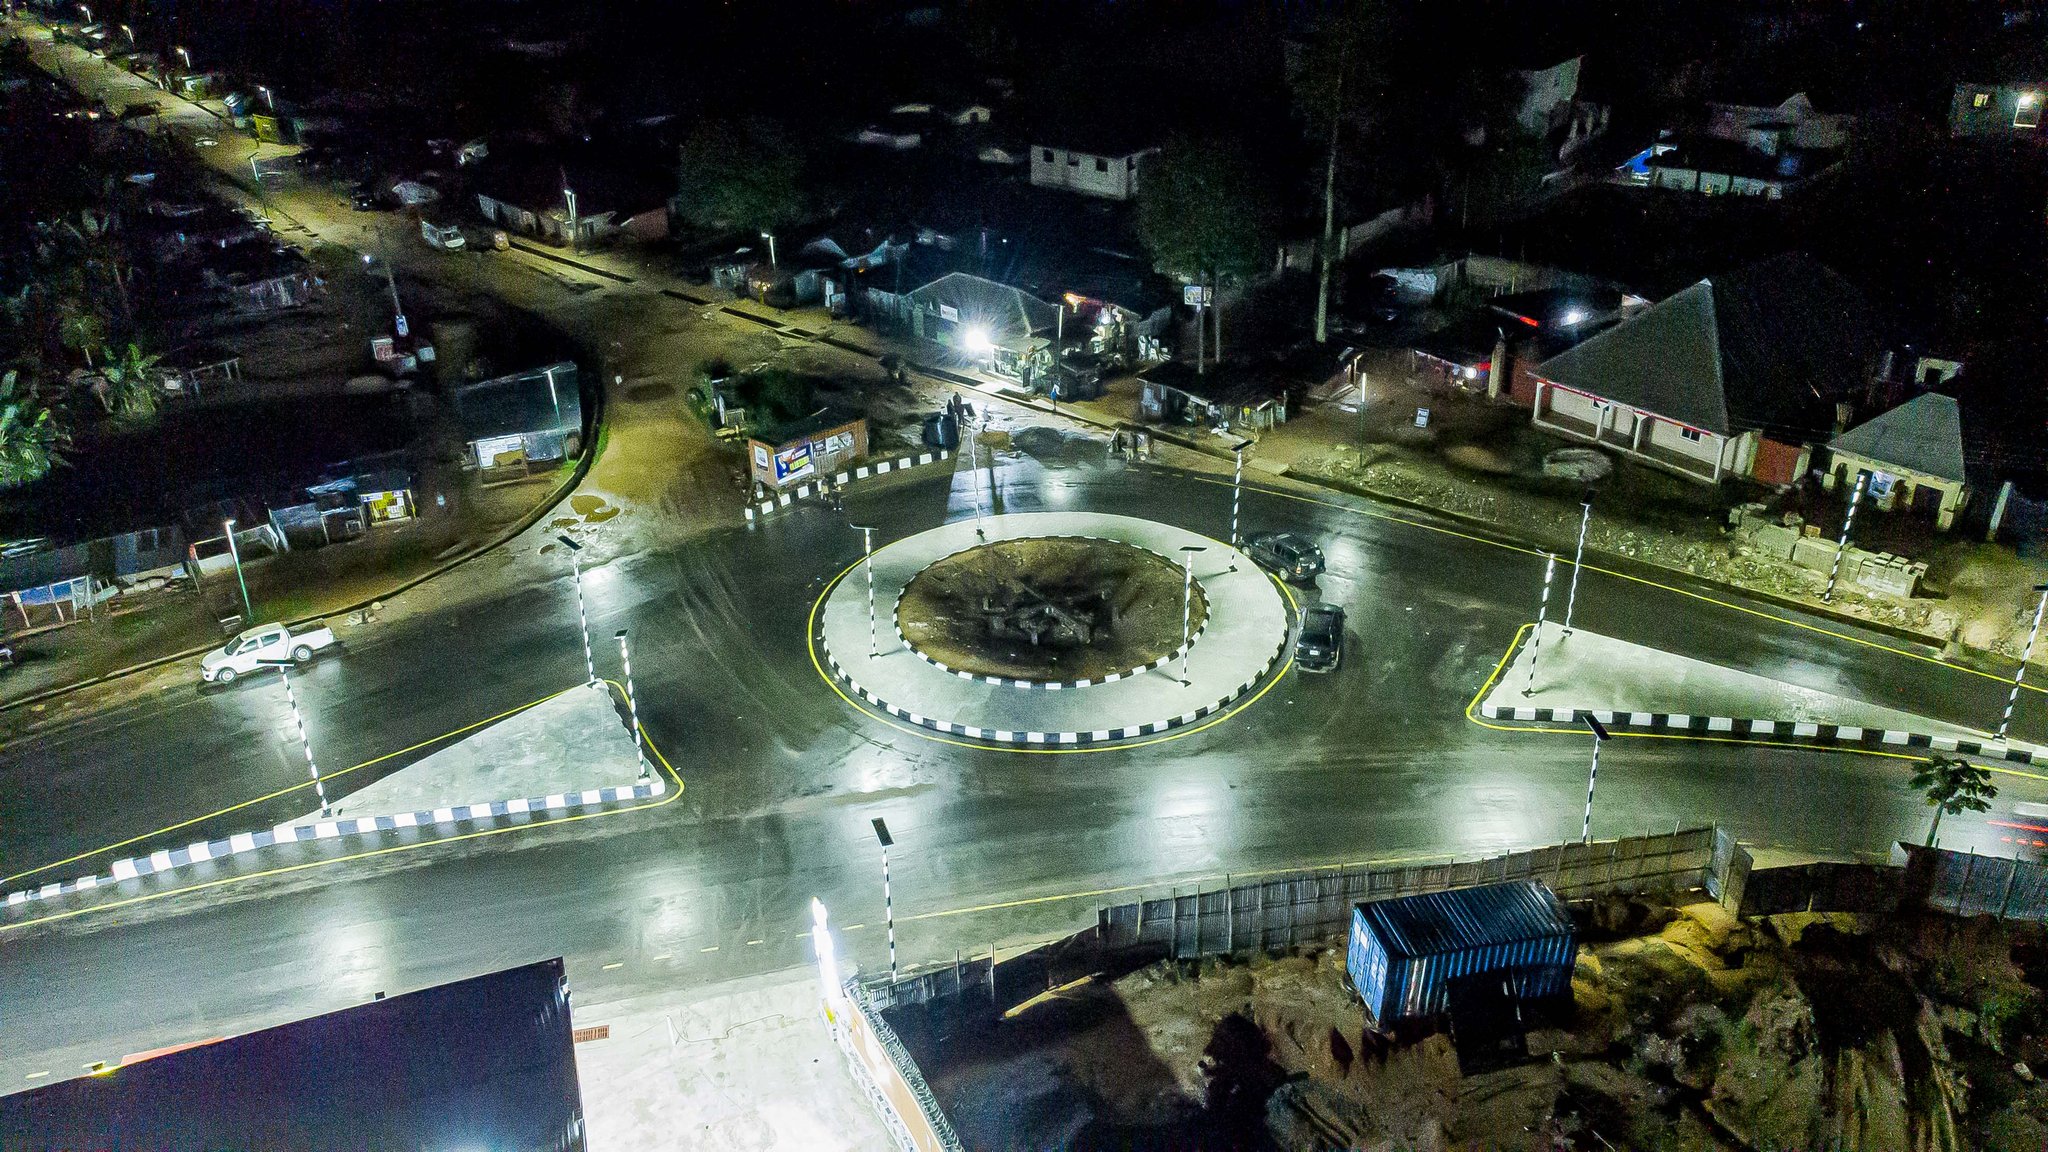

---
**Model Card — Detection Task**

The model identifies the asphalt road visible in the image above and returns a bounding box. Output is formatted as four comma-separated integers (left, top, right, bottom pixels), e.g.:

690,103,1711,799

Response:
9,434,2048,1086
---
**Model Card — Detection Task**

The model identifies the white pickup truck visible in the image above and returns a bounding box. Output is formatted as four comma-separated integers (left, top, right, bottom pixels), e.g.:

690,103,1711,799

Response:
200,622,338,684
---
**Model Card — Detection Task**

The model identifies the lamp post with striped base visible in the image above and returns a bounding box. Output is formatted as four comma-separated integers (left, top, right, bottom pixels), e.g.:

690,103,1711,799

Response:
558,534,596,685
1996,583,2048,743
1524,553,1557,697
1822,474,1866,603
614,628,647,781
873,818,897,981
1229,440,1251,547
260,658,329,817
1180,545,1207,687
1562,498,1592,634
1581,714,1611,844
853,524,877,658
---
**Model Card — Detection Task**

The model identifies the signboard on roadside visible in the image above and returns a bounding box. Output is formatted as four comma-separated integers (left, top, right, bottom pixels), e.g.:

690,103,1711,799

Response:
774,442,815,483
1183,285,1213,307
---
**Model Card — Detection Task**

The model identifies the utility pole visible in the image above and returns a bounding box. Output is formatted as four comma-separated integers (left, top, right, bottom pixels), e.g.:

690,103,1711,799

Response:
1997,583,2048,743
1230,441,1249,547
1823,473,1866,602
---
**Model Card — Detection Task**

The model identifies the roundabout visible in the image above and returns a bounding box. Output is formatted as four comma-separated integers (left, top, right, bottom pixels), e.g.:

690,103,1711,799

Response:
816,511,1293,746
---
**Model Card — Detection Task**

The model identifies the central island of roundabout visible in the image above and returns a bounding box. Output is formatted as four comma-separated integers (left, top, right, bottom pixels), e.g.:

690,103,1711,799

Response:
816,511,1292,746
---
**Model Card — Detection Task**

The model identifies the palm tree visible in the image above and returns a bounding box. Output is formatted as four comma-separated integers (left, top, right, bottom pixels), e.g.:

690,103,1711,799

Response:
1910,753,1997,847
93,343,162,427
0,368,70,487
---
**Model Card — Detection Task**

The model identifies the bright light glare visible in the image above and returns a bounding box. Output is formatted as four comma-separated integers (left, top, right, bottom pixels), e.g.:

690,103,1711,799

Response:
962,325,994,354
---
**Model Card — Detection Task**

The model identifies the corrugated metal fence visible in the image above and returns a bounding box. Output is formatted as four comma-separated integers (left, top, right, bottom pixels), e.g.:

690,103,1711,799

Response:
1903,844,2048,921
867,826,1729,1014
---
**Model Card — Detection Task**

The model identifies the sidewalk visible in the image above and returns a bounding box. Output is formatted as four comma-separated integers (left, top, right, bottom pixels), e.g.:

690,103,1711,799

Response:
572,973,894,1152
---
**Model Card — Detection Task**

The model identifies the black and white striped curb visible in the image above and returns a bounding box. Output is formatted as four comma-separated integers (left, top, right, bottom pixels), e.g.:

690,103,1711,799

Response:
743,450,953,522
1476,702,2047,764
821,627,1287,747
887,534,1209,689
5,777,666,910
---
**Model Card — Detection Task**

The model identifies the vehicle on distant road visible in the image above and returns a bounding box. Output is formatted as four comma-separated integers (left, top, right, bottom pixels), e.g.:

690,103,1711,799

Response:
200,623,337,684
420,218,465,250
349,182,382,211
1296,603,1345,673
1245,531,1326,583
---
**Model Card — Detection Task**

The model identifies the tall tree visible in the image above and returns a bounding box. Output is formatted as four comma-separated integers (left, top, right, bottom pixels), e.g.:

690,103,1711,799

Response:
1136,137,1279,369
0,368,69,488
1292,1,1390,344
675,118,806,237
1911,753,1996,847
92,343,162,428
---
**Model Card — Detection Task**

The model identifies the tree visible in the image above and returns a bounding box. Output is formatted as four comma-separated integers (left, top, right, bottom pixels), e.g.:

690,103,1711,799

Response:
0,368,69,488
675,118,805,236
1292,0,1390,344
1911,753,1996,847
1135,136,1279,368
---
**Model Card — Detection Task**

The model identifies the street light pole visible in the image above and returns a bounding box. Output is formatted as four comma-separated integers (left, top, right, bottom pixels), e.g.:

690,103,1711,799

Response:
222,517,253,623
873,818,896,981
1230,440,1250,547
853,524,877,658
263,659,329,817
1580,714,1610,844
363,253,408,338
1562,498,1592,634
1179,545,1207,686
562,184,579,254
967,414,986,532
558,534,597,685
1823,473,1866,602
613,628,648,780
1997,583,2048,743
1523,553,1557,697
761,230,777,268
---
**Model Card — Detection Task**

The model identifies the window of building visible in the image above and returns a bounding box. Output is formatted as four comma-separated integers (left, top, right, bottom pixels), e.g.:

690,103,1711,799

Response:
2016,94,2042,129
1679,427,1703,443
1094,157,1107,172
1973,92,1991,108
1041,148,1054,162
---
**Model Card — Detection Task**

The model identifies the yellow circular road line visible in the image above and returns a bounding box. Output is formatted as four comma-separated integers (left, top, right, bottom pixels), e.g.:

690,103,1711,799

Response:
805,540,1300,755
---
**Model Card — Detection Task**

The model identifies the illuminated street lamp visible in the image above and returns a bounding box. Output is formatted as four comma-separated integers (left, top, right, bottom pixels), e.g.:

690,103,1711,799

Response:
1178,545,1207,686
256,84,273,110
117,22,130,40
759,230,777,268
613,628,647,780
174,46,191,69
1580,714,1610,844
873,817,897,981
77,4,91,23
557,534,597,686
362,252,408,338
222,518,253,623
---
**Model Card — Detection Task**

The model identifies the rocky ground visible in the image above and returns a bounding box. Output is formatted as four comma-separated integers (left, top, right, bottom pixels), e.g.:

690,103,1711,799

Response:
906,896,2048,1151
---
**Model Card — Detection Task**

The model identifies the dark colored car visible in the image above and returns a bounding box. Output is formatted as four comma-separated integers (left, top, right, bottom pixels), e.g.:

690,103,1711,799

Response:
1246,532,1325,583
1297,604,1345,673
349,183,382,211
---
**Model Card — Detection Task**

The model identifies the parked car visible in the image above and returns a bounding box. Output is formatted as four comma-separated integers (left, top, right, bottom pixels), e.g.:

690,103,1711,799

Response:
420,218,465,250
200,622,337,683
1245,532,1325,583
1296,604,1345,673
349,183,382,211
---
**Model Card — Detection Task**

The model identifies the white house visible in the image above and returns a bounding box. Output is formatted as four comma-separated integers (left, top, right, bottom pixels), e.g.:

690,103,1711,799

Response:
1514,54,1582,137
1028,136,1156,201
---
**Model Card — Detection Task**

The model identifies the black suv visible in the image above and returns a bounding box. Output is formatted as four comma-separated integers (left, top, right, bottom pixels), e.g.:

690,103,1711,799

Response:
1296,604,1345,673
1245,532,1325,583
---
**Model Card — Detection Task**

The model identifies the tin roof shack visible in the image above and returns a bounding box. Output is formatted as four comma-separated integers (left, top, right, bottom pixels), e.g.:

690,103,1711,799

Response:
1139,361,1293,433
1345,881,1576,1031
0,525,186,634
0,958,586,1151
451,362,583,477
200,243,322,313
746,409,868,491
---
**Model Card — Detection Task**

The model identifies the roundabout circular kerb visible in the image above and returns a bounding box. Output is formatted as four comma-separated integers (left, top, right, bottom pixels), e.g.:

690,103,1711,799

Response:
814,512,1291,747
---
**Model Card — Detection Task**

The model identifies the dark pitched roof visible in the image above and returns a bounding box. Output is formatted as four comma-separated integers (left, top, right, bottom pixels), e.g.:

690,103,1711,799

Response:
1829,392,1966,483
473,148,673,218
451,362,582,441
1,959,583,1151
908,271,1059,338
1356,881,1574,960
1535,254,1876,438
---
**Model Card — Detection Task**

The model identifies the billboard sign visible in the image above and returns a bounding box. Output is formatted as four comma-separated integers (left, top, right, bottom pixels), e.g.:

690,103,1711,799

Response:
774,442,815,483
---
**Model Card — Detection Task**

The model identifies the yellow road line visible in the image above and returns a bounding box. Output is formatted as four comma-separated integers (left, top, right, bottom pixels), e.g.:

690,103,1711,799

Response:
1458,624,2048,781
1,680,684,934
804,545,1300,755
1187,470,2042,694
4,686,583,887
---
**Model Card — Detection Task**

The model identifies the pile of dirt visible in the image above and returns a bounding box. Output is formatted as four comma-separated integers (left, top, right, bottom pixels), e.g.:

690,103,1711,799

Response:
915,900,2048,1150
896,536,1206,681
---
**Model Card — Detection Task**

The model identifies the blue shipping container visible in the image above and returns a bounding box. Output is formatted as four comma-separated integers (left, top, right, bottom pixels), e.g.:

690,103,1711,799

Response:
1346,881,1576,1026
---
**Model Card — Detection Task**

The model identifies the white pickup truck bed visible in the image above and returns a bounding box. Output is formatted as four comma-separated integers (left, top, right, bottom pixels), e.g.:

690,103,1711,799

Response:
200,622,338,683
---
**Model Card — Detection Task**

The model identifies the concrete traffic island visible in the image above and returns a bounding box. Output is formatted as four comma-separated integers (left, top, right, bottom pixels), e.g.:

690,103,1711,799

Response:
818,512,1291,746
1478,622,2043,761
